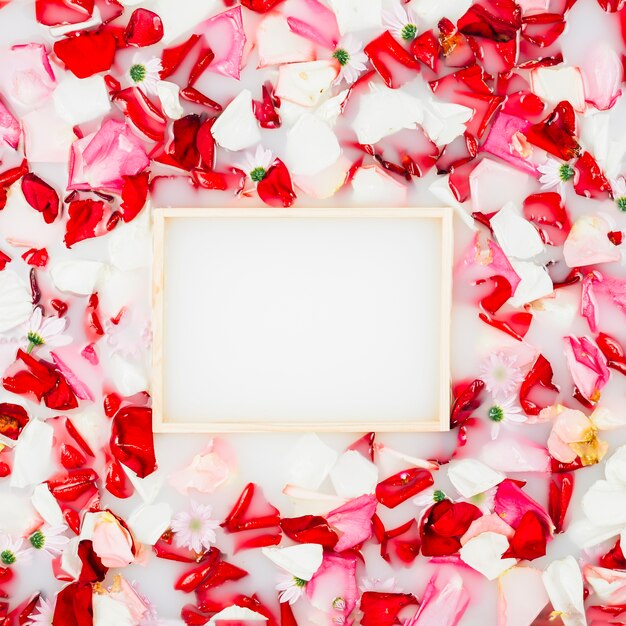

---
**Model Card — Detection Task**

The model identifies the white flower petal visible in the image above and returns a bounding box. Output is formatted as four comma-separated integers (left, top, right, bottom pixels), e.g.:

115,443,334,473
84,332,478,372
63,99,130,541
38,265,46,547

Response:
428,175,476,230
50,259,105,295
352,86,423,144
257,14,315,67
262,544,323,580
108,212,151,271
563,215,622,268
422,99,473,147
53,75,110,126
530,66,586,113
11,420,54,489
329,450,378,499
315,89,350,126
448,459,505,498
470,160,533,215
459,532,517,580
208,606,267,625
31,483,64,528
507,259,554,307
498,567,549,626
0,271,32,333
156,80,184,120
285,434,338,491
542,557,587,626
93,593,134,626
285,114,340,176
582,479,626,527
276,60,339,107
490,203,544,260
60,536,82,580
604,445,626,485
329,0,381,34
127,503,172,546
22,104,75,163
211,89,261,151
568,517,624,549
411,0,472,28
123,465,165,504
109,351,149,397
293,156,351,199
351,165,407,205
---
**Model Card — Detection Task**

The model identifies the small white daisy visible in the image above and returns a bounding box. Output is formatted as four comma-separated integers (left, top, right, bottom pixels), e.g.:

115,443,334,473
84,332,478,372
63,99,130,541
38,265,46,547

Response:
25,596,54,626
382,2,419,41
276,572,307,604
332,35,368,85
234,145,274,183
412,486,447,508
537,156,575,198
479,351,524,400
128,56,162,96
23,308,71,354
27,524,70,557
487,395,526,439
611,176,626,212
0,534,26,566
171,501,220,554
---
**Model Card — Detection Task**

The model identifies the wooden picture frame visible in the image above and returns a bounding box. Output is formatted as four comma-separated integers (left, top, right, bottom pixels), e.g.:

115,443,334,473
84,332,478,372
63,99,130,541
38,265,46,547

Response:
152,207,453,433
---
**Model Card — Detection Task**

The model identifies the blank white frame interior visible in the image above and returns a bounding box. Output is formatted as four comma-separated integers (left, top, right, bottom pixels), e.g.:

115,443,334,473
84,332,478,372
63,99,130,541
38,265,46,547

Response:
152,207,452,432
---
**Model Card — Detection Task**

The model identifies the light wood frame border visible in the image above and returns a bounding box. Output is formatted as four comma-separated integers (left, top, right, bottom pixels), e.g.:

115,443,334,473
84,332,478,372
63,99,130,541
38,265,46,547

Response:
152,207,453,433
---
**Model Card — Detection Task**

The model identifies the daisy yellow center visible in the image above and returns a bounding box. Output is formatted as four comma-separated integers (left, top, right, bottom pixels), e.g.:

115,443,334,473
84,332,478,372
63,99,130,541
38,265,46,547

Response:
617,197,626,212
1,550,15,565
559,163,575,182
130,64,146,83
333,48,350,66
189,518,204,532
333,597,346,610
401,23,417,40
488,405,504,423
30,530,45,550
433,489,446,502
492,365,509,382
250,167,267,182
293,576,307,588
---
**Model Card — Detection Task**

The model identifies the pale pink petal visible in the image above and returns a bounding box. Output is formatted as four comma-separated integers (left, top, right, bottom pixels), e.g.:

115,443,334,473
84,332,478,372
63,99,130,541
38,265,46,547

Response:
51,351,95,401
461,513,515,546
201,7,246,81
285,0,340,49
581,272,600,333
68,119,149,194
257,14,316,67
584,565,626,605
498,567,549,626
91,512,135,568
563,336,610,402
480,436,551,473
591,273,626,319
305,552,358,620
563,215,621,268
488,240,522,295
169,440,232,495
326,494,377,551
406,569,469,626
0,96,20,149
580,43,623,111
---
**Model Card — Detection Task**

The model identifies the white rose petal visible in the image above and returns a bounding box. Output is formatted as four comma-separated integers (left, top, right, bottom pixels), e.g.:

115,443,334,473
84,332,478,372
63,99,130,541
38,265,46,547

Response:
156,81,184,120
93,593,133,626
329,0,381,34
108,212,151,271
293,156,351,200
262,544,323,580
498,567,549,626
22,104,76,163
352,86,423,145
351,165,407,206
329,450,378,499
282,485,347,517
123,465,165,504
530,66,586,112
448,459,505,498
491,203,544,260
563,215,622,268
11,419,54,488
127,503,172,545
315,89,350,126
0,270,32,333
276,60,339,107
422,99,473,147
582,480,626,527
605,445,626,485
568,518,624,549
459,532,517,580
53,75,110,125
508,259,554,307
211,89,261,151
61,537,82,580
110,352,149,397
428,175,476,230
285,113,340,176
51,259,105,295
208,606,267,625
31,483,64,528
585,565,626,603
543,557,587,626
257,14,315,67
285,433,338,491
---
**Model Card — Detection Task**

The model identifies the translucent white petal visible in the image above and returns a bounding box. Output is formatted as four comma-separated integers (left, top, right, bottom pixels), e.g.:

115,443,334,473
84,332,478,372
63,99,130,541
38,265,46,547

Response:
285,113,340,176
156,81,184,120
93,594,134,626
31,483,64,528
257,14,315,67
127,503,172,546
605,445,626,485
208,606,267,625
581,479,626,527
285,433,338,491
508,260,553,308
490,203,544,260
293,156,351,199
329,450,378,499
563,215,621,268
498,567,549,626
329,0,381,34
422,99,473,147
448,459,505,498
276,60,339,107
542,557,587,626
108,211,151,271
11,419,54,489
351,165,407,205
50,259,105,295
109,352,149,397
53,75,110,126
0,270,32,333
211,89,261,151
530,66,586,113
262,544,324,580
567,517,623,548
22,104,75,163
459,532,517,580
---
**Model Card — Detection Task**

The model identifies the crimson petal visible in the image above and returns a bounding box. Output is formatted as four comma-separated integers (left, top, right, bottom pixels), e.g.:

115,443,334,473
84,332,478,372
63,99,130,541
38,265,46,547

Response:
376,468,434,509
54,31,117,78
110,406,157,478
360,592,418,626
21,173,60,224
257,159,296,207
124,8,164,47
519,354,559,415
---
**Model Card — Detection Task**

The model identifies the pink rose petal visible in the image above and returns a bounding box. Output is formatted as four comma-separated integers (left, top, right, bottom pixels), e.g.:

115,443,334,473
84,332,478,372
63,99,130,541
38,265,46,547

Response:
326,494,377,551
200,7,246,81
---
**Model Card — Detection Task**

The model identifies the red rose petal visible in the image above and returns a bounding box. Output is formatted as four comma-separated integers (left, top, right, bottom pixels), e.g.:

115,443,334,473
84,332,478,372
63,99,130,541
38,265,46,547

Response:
256,159,296,208
52,582,93,626
240,0,285,13
548,473,574,534
526,100,581,160
0,403,29,441
35,0,94,27
54,31,117,79
253,82,281,129
0,249,10,270
450,378,485,428
375,468,434,509
110,405,156,478
502,510,548,560
160,34,201,80
280,515,339,549
21,247,49,268
124,8,164,47
523,192,571,246
573,151,612,200
364,31,421,89
64,199,106,248
360,592,418,626
21,173,60,224
120,171,149,222
519,354,559,415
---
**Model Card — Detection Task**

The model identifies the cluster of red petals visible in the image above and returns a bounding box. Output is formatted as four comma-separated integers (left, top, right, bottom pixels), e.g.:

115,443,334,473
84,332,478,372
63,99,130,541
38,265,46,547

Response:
419,499,482,556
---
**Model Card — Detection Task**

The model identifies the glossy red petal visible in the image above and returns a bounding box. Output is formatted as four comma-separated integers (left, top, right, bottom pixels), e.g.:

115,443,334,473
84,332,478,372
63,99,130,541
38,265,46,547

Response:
21,247,49,267
221,483,280,532
519,354,559,415
360,592,418,626
502,510,548,560
450,378,486,428
420,500,482,556
105,455,133,498
35,0,94,27
52,582,93,626
0,403,29,441
21,173,60,224
167,114,202,171
573,151,612,200
160,34,201,80
380,519,421,565
110,406,157,478
257,159,296,207
376,468,434,509
364,31,421,89
47,468,98,502
64,199,106,248
523,192,571,246
597,332,626,377
112,87,167,142
280,515,339,549
240,0,285,13
124,8,164,47
253,82,281,129
410,30,440,71
0,249,10,270
526,100,581,160
457,0,522,42
54,31,117,78
120,171,149,222
548,473,574,534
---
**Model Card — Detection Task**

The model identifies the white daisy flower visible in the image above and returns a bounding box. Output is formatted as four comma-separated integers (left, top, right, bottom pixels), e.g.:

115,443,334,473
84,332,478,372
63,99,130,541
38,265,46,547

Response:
234,145,274,183
128,56,163,96
487,395,526,439
537,156,575,198
382,2,419,41
276,572,307,605
27,524,70,557
25,596,54,626
171,501,220,554
0,535,26,566
611,175,626,212
332,35,368,85
22,308,71,354
479,351,524,400
413,486,447,508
